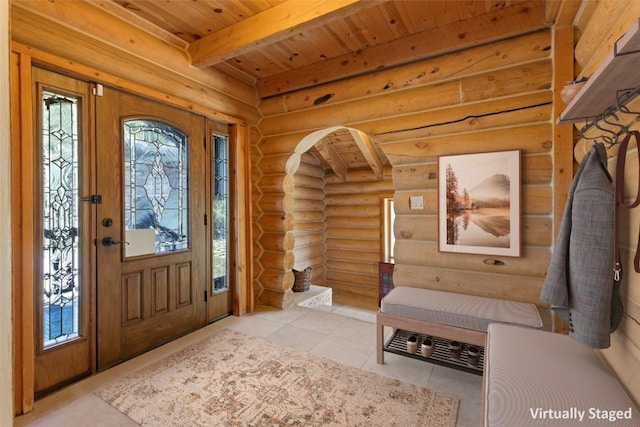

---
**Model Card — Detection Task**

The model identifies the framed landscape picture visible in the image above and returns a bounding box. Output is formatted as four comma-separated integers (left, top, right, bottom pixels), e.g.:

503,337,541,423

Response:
438,150,521,257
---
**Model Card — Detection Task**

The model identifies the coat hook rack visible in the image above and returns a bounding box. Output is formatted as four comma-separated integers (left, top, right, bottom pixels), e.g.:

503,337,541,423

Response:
558,18,640,127
577,85,640,150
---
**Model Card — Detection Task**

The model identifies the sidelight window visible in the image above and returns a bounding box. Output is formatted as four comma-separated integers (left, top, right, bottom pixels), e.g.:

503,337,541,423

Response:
212,134,229,292
41,91,81,348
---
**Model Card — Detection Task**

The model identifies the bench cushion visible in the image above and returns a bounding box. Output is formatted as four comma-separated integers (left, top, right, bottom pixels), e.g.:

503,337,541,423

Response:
381,287,542,332
485,323,637,426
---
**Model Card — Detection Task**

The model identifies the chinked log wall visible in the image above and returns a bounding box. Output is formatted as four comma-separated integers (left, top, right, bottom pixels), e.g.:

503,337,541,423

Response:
254,29,554,309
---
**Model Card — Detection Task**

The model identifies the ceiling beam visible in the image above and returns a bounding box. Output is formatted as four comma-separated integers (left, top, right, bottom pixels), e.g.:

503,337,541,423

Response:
187,0,375,69
349,130,384,180
314,138,347,182
257,0,547,97
548,0,583,27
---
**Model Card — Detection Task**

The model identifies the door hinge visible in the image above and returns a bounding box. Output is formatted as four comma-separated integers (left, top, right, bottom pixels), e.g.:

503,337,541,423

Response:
79,194,102,204
204,290,208,302
204,214,208,226
93,83,104,97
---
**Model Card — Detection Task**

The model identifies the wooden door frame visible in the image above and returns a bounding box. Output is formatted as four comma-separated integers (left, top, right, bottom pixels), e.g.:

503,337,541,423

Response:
10,46,253,415
230,122,253,316
205,119,254,321
11,49,36,416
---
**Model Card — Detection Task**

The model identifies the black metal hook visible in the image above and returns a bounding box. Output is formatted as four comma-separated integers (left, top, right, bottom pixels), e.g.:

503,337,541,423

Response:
616,87,640,116
593,114,618,147
577,85,640,151
602,108,629,135
578,119,600,145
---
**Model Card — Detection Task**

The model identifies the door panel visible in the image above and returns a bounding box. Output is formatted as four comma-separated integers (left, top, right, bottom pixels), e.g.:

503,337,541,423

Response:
33,68,94,394
96,88,207,369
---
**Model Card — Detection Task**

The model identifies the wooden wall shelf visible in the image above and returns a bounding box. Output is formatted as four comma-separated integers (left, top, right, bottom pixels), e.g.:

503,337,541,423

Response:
559,19,640,124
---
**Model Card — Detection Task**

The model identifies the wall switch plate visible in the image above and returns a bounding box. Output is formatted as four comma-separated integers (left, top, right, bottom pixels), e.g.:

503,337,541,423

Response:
410,196,424,210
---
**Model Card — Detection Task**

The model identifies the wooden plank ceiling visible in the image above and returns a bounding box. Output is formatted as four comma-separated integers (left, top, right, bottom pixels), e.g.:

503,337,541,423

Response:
85,0,558,178
107,0,553,96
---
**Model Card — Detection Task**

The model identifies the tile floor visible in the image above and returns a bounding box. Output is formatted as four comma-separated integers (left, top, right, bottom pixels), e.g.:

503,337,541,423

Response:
14,302,483,427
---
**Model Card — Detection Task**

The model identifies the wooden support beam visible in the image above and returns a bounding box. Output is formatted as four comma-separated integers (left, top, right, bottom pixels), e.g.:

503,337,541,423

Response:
349,129,383,180
550,0,583,27
257,0,547,97
314,137,347,182
187,0,374,69
552,25,575,242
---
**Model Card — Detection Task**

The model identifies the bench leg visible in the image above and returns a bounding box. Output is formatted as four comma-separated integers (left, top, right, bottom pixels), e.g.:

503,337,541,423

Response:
377,319,385,364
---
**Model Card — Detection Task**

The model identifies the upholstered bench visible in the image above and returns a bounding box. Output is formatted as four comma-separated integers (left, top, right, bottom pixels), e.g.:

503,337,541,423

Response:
483,323,638,426
376,286,542,364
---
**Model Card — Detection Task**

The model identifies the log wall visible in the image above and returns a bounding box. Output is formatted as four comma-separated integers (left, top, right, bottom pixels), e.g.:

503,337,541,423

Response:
325,168,393,305
292,153,327,284
254,29,555,308
570,0,640,405
392,149,552,304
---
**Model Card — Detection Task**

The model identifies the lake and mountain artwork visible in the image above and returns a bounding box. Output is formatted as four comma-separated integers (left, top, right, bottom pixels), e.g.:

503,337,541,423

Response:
439,150,520,256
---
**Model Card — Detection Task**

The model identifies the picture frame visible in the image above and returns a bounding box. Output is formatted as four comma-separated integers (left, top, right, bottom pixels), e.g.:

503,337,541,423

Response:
438,150,521,257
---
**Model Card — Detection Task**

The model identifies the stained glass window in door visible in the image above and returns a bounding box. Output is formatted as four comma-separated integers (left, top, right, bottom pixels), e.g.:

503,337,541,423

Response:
41,91,81,348
123,120,189,255
212,134,229,292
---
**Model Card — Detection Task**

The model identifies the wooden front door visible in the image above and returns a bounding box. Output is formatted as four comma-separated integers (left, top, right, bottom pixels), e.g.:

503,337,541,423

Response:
27,69,237,397
95,88,207,369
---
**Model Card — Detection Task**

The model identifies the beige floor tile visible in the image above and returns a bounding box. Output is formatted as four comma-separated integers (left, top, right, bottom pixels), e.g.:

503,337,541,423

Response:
266,323,327,352
251,304,310,324
288,308,350,334
330,316,377,341
221,312,287,337
364,351,434,388
428,365,483,402
428,365,483,427
16,396,137,427
310,334,373,369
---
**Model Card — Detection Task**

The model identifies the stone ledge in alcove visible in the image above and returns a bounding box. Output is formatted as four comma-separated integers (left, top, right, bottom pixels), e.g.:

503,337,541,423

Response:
295,285,332,308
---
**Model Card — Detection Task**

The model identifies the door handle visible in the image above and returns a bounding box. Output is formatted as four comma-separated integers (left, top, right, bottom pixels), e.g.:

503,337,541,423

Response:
102,237,130,247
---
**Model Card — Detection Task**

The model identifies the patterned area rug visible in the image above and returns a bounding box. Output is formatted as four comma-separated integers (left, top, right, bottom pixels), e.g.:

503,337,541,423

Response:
96,329,459,426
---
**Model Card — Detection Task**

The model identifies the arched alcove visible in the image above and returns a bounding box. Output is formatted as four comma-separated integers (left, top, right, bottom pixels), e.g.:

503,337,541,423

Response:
284,126,390,306
255,125,390,309
284,126,352,175
284,126,362,293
